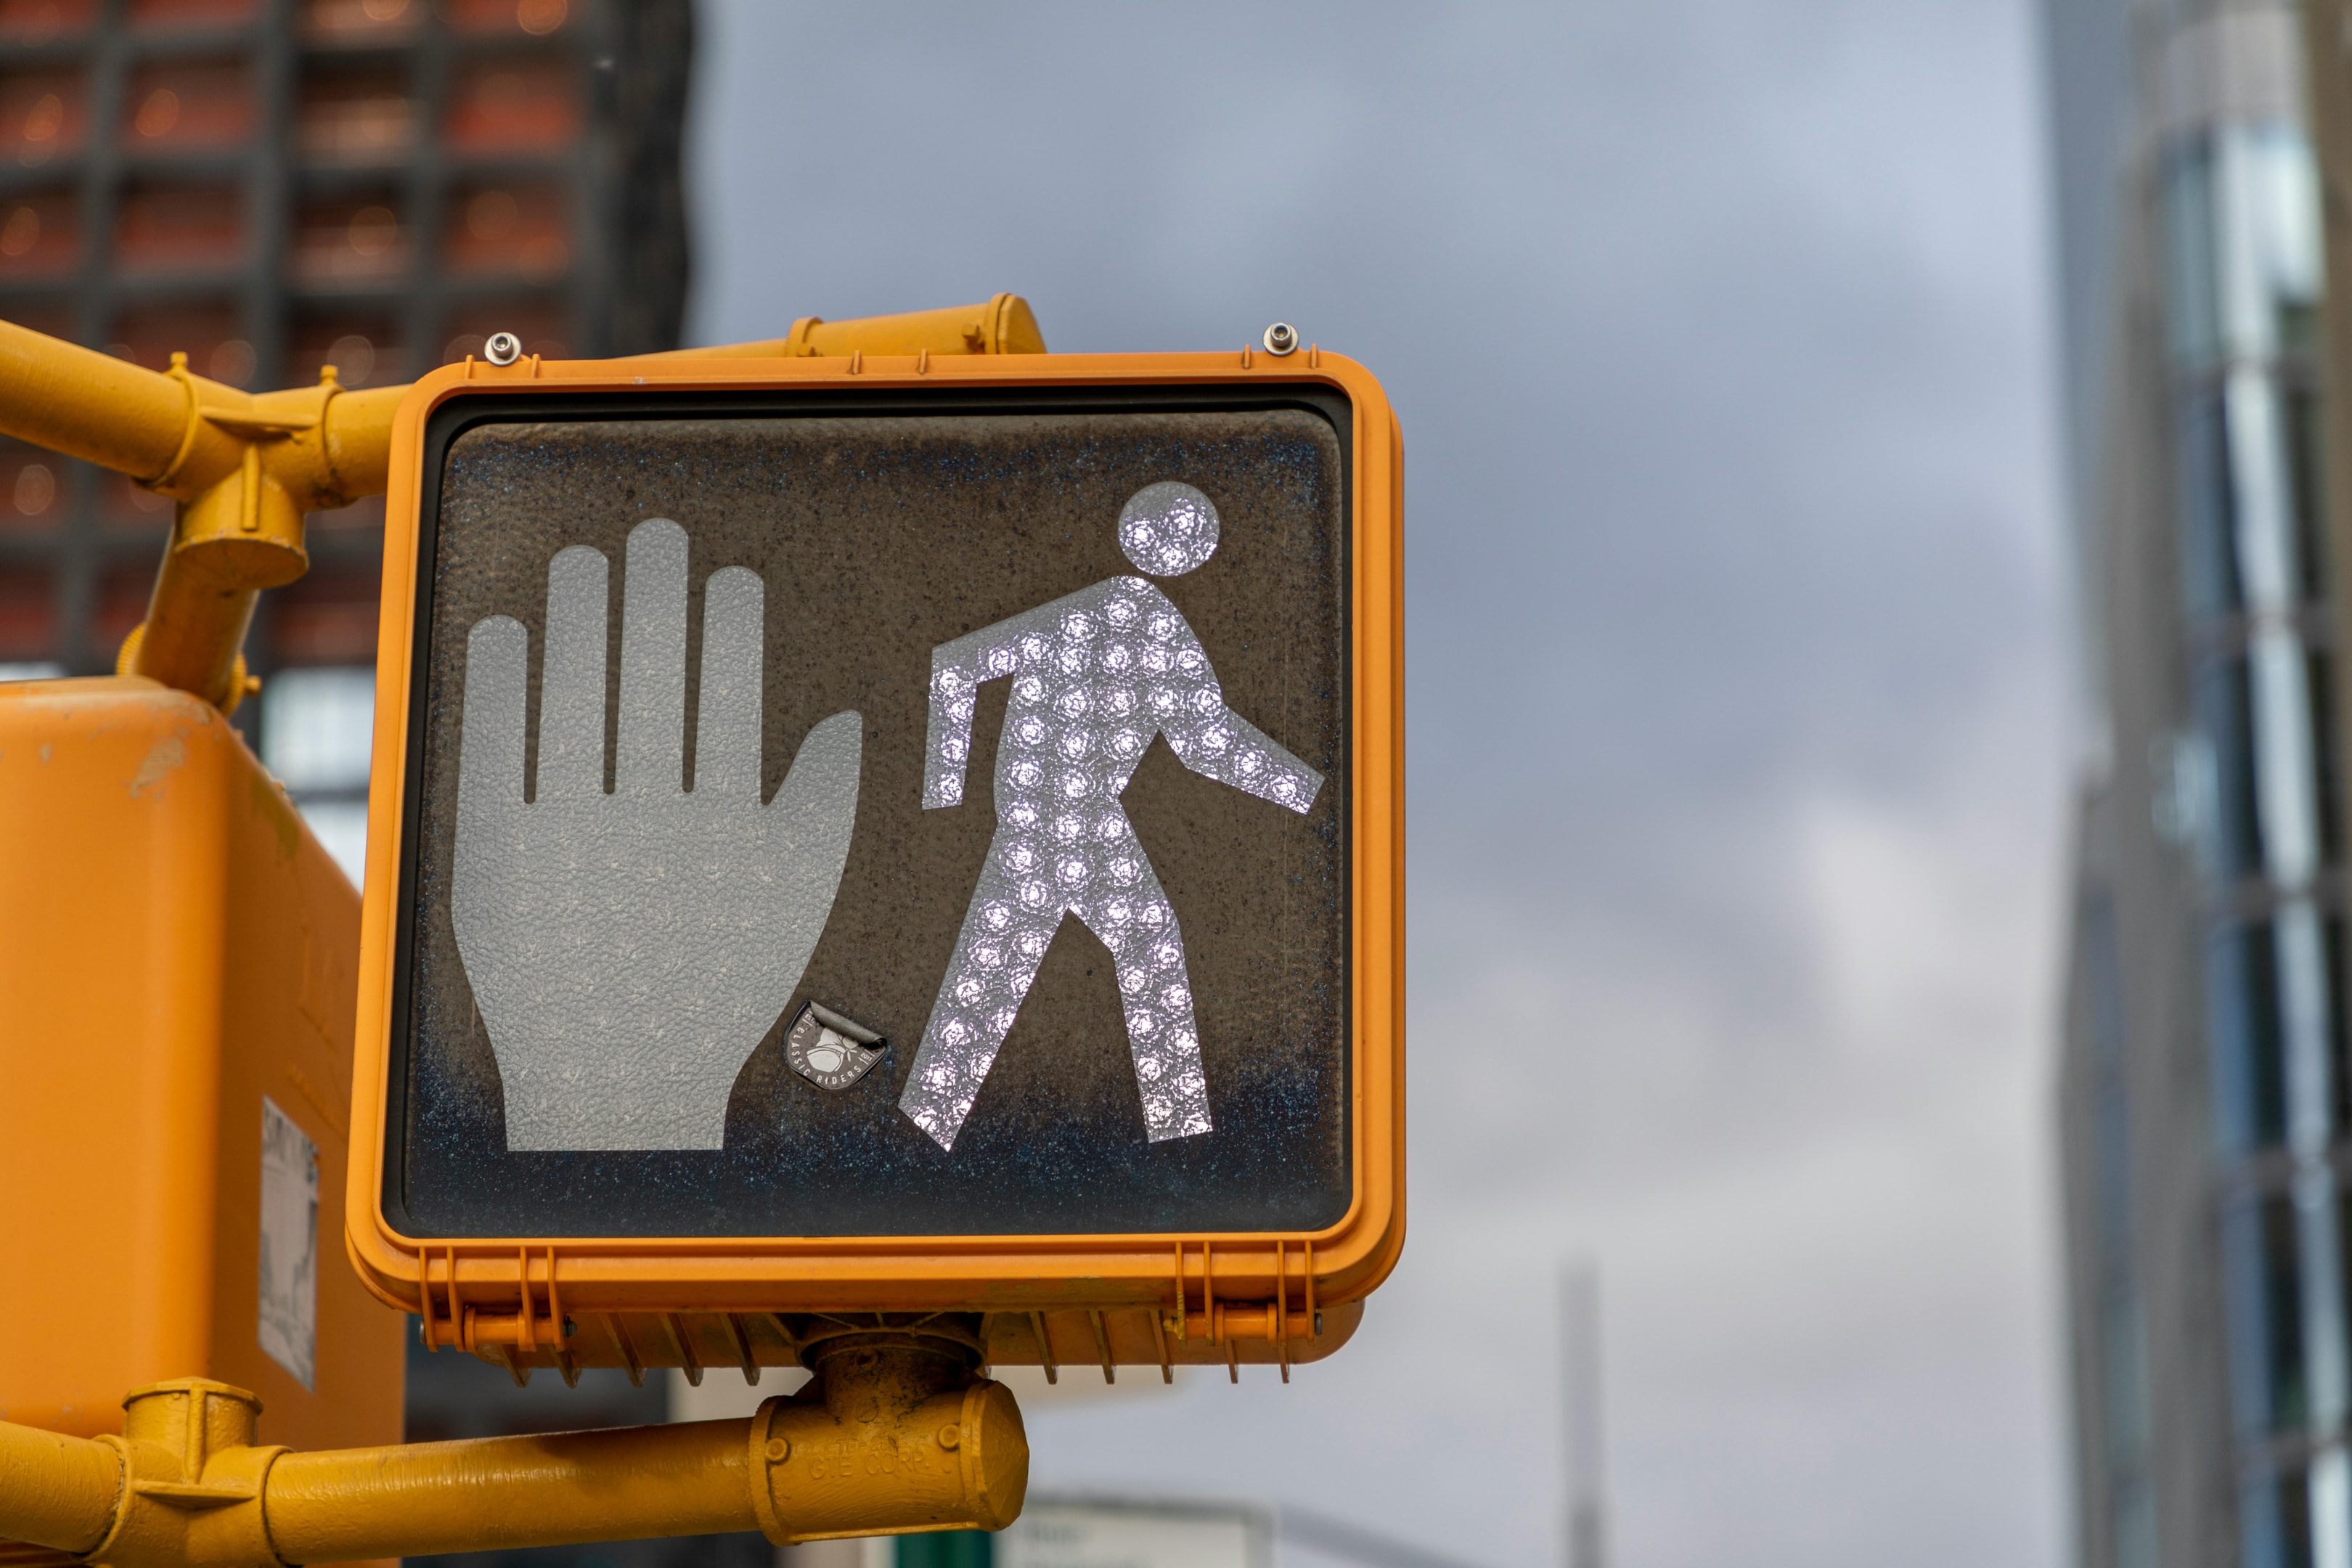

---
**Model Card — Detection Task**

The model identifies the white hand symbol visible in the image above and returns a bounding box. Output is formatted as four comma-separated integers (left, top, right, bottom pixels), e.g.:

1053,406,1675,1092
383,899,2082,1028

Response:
452,517,862,1151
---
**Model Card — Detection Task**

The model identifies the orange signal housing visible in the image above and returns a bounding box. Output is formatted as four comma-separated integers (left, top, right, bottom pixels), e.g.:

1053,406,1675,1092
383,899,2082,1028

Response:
0,678,404,1445
347,348,1406,1378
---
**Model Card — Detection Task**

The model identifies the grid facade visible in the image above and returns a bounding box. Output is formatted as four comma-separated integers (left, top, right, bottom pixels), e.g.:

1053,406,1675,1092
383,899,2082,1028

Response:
0,0,690,699
2049,2,2352,1566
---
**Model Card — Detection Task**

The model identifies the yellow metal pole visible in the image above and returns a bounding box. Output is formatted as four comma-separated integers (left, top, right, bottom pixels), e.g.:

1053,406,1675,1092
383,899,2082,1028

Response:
0,318,400,709
0,297,1042,712
0,1415,123,1556
0,319,189,475
0,1344,1026,1568
267,1417,764,1559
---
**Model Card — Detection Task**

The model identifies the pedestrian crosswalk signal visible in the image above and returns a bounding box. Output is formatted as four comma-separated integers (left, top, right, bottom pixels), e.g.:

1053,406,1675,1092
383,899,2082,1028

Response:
348,346,1404,1381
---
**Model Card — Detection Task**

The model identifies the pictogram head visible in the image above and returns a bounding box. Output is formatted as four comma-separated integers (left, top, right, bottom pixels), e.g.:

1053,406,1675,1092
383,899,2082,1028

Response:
1118,481,1220,577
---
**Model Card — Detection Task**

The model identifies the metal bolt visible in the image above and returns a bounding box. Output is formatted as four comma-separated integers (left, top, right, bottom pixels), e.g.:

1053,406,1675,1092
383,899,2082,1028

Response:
483,330,523,367
1261,322,1299,356
764,1437,790,1462
936,1423,961,1450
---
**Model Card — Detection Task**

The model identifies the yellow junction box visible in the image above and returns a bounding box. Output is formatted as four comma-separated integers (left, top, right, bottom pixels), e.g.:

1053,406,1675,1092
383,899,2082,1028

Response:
0,677,403,1447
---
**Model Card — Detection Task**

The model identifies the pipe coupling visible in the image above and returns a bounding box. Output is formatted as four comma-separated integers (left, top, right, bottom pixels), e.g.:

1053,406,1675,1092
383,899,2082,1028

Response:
749,1373,1025,1545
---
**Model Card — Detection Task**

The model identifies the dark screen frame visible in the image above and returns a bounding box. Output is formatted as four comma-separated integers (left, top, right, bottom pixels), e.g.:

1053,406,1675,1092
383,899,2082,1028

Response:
380,380,1358,1240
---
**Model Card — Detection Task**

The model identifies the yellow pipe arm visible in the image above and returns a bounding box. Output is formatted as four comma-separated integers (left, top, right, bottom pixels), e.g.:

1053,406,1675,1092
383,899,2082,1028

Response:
0,297,1042,712
0,321,197,479
0,1414,123,1555
265,1418,756,1561
0,319,407,512
0,1354,1025,1568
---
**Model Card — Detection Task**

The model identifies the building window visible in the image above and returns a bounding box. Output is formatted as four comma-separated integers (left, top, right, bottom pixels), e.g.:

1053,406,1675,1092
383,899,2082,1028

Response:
2311,653,2343,866
2180,385,2244,616
0,190,76,279
2263,1192,2306,1429
2332,919,2352,1137
2114,1477,2158,1568
443,181,569,283
113,184,246,279
2287,374,2328,601
2197,643,2325,887
294,65,412,166
2176,371,2331,621
121,58,254,154
2226,1191,2310,1434
126,0,261,30
2242,1458,2318,1568
289,195,409,287
444,57,579,154
2202,657,2268,881
0,70,89,165
2215,921,2291,1151
298,0,420,44
2163,126,2321,377
287,311,402,391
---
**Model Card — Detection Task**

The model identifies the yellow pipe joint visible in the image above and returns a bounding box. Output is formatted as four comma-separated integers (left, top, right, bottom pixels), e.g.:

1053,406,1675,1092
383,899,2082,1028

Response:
0,296,1040,714
0,1343,1026,1568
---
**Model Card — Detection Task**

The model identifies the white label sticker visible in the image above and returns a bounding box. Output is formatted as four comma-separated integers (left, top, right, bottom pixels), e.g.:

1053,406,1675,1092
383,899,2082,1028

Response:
258,1097,318,1389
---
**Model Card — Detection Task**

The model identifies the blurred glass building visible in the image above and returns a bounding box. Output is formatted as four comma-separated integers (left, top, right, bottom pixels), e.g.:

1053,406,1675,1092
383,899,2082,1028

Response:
0,0,690,881
2047,1,2351,1565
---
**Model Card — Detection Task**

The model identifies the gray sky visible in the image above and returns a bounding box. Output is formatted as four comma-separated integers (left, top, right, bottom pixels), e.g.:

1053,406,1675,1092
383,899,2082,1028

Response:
686,4,2070,1564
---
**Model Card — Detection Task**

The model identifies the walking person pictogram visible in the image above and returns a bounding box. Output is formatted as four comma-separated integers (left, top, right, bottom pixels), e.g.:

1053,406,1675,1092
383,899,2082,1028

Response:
901,481,1325,1151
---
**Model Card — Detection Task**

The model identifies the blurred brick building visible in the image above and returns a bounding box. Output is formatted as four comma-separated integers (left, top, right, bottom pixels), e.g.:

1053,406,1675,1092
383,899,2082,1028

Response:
0,3,726,1557
0,0,692,831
